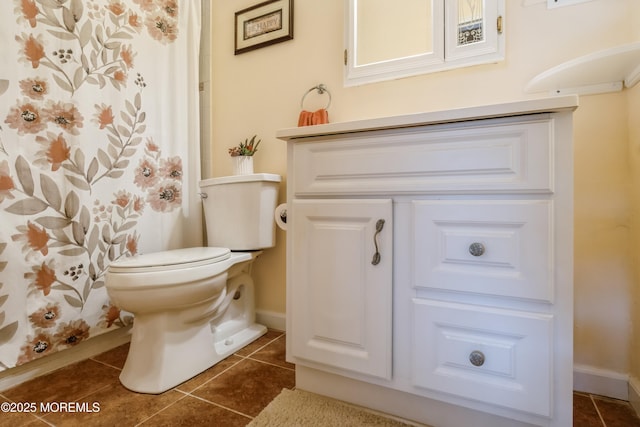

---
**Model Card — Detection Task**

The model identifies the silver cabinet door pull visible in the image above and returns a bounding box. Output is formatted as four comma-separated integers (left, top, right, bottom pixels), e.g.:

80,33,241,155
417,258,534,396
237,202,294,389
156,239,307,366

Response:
371,219,385,265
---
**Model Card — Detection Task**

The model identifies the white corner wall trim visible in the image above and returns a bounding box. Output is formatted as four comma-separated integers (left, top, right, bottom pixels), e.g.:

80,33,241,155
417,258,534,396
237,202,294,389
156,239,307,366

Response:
256,309,286,332
629,376,640,416
574,363,629,400
0,327,132,393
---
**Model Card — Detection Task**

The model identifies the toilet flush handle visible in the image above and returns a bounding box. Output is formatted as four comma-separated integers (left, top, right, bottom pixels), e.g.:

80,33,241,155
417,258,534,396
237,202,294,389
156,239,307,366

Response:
198,192,208,199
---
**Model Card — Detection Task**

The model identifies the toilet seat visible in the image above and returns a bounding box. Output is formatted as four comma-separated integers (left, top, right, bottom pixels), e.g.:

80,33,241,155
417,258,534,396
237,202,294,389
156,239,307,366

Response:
106,247,232,289
109,247,230,272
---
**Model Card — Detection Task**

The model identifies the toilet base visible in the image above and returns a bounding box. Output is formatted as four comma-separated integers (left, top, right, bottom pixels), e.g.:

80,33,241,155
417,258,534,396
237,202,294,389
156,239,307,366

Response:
120,321,267,394
118,265,266,394
214,322,267,358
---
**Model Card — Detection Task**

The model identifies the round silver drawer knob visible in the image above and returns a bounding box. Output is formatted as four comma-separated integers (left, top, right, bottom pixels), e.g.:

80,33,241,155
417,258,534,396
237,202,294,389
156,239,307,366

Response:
468,242,485,257
469,350,485,367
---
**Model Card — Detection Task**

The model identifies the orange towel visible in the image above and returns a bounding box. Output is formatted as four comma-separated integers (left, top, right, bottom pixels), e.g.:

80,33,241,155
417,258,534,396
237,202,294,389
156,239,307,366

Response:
298,108,329,127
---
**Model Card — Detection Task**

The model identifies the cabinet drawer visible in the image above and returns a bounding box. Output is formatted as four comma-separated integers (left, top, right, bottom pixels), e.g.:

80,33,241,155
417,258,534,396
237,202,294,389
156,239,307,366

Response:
412,299,553,417
412,200,553,301
292,117,552,195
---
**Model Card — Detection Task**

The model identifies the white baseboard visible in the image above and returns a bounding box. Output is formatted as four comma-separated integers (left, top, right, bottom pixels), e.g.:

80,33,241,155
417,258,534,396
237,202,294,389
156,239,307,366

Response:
0,326,131,393
573,363,629,400
256,309,286,332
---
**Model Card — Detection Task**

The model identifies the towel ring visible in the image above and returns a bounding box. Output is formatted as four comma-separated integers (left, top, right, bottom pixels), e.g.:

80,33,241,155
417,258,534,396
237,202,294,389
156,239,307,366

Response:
300,84,331,110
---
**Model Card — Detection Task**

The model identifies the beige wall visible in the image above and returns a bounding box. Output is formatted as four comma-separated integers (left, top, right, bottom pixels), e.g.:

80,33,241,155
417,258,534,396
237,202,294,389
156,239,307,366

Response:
209,1,638,374
629,0,640,384
574,93,632,372
630,83,640,384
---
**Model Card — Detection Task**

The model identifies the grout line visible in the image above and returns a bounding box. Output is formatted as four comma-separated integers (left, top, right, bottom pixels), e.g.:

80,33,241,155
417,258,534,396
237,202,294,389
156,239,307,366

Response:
590,394,608,427
239,332,285,358
246,356,295,372
184,392,254,421
32,415,56,426
134,392,190,427
89,357,124,371
239,333,294,371
66,378,115,405
181,355,246,394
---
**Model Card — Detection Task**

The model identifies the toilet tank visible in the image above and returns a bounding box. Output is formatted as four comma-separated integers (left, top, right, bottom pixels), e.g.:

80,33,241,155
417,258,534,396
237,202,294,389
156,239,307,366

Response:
199,173,281,250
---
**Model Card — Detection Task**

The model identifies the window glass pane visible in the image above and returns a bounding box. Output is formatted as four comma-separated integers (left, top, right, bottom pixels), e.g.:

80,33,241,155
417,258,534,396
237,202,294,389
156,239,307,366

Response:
458,0,484,46
356,0,433,66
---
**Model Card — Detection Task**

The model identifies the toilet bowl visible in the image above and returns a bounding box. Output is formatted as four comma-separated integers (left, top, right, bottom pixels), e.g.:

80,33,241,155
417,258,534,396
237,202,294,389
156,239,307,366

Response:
105,174,281,394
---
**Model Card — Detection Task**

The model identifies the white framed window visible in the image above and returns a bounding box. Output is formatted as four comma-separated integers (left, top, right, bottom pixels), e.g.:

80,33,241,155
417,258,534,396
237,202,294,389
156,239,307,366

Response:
345,0,505,86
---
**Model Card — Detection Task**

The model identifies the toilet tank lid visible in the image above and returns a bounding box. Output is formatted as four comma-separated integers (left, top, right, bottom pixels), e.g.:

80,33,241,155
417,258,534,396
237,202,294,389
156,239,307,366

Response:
199,173,281,187
109,247,230,269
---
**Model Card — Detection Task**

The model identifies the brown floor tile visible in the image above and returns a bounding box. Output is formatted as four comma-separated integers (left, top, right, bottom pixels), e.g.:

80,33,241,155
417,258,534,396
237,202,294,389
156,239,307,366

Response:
175,354,243,393
593,395,640,427
248,335,294,370
234,329,283,357
0,411,39,427
42,382,184,426
573,393,603,427
192,358,295,417
90,343,130,370
141,395,251,427
2,359,120,406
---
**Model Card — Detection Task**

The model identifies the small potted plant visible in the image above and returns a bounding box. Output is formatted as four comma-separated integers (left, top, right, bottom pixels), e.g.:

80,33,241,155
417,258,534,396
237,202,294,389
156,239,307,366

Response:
228,135,261,175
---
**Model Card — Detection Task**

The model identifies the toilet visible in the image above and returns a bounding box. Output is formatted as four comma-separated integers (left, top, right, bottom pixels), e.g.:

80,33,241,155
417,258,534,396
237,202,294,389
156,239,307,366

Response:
105,173,281,394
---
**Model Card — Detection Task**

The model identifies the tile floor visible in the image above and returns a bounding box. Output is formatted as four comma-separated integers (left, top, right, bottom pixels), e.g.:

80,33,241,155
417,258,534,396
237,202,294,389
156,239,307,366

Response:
0,330,293,426
574,392,640,427
0,329,638,426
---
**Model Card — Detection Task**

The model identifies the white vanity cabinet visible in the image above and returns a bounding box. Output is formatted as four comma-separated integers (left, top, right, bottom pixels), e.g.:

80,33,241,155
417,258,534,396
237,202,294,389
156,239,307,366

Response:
277,97,578,427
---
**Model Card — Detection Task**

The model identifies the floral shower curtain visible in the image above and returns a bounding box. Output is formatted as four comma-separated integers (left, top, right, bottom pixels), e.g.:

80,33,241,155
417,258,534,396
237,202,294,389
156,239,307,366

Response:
0,0,202,370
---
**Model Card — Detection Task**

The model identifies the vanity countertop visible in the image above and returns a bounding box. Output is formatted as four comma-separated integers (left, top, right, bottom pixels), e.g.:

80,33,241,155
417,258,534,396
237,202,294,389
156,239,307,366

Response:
276,95,578,140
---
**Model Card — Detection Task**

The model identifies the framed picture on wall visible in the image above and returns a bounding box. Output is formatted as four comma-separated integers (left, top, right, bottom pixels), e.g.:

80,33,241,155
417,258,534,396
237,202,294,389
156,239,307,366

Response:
234,0,294,55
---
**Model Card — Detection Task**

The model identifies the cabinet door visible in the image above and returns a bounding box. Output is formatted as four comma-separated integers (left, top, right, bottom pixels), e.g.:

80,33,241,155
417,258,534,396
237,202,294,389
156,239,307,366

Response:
290,199,393,379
